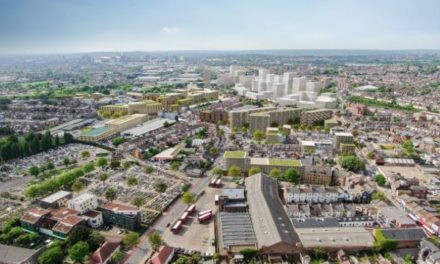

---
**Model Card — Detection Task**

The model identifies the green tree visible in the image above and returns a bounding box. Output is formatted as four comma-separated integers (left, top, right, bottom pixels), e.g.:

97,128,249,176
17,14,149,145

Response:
72,180,84,192
148,231,163,252
209,146,219,156
80,150,90,159
105,188,117,202
46,162,55,170
374,174,386,186
248,166,261,176
112,137,126,146
340,155,365,172
284,168,300,184
145,166,154,174
88,230,104,251
67,225,91,247
171,161,180,171
68,241,90,263
29,166,40,176
131,196,145,209
253,129,265,142
154,181,167,194
122,161,131,170
123,232,140,249
372,191,387,201
96,157,108,167
374,229,398,252
111,250,126,264
366,152,376,159
63,157,70,166
38,246,64,264
269,168,282,179
98,173,109,184
212,166,223,177
182,192,196,205
82,162,95,173
228,165,241,177
127,176,138,187
240,248,259,260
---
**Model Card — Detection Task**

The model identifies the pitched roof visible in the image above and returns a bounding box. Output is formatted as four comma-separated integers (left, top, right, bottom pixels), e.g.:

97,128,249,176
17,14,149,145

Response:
381,228,426,241
0,244,41,263
89,236,121,264
21,207,50,224
149,245,174,264
245,173,300,247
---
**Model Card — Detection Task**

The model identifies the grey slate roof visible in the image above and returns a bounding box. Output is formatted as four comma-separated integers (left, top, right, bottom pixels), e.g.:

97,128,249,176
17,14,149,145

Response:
245,173,300,247
381,228,426,241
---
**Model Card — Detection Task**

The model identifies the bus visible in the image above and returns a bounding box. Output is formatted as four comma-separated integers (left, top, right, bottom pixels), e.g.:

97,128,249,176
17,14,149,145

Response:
215,178,222,187
180,212,189,223
198,210,212,217
198,212,213,223
171,220,183,234
187,204,196,214
209,178,218,187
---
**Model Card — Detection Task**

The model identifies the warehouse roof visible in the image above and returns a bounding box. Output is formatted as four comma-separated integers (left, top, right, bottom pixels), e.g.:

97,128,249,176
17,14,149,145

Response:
218,212,257,250
296,227,375,249
245,173,300,247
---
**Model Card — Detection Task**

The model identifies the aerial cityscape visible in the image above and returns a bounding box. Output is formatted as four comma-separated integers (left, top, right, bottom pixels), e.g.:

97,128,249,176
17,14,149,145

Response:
0,1,440,264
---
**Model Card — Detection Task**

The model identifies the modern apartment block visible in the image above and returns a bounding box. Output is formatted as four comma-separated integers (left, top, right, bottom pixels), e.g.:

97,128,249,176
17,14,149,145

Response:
229,106,276,129
233,69,337,108
287,185,341,204
300,109,333,125
100,100,162,116
333,132,355,150
101,203,141,230
248,108,302,133
68,193,98,214
229,107,333,132
199,109,229,124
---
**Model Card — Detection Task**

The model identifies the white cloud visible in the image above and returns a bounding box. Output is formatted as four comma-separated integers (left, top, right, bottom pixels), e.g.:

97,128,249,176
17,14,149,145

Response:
161,27,181,35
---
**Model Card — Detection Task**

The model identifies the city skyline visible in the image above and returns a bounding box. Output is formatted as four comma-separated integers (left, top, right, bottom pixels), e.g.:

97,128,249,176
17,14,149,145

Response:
0,0,440,55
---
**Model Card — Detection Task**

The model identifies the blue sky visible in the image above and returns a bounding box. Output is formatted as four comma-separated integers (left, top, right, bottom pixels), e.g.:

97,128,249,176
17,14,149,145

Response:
0,0,439,54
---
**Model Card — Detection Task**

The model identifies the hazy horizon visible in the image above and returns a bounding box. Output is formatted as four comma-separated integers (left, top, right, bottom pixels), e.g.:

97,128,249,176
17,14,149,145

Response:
1,0,439,55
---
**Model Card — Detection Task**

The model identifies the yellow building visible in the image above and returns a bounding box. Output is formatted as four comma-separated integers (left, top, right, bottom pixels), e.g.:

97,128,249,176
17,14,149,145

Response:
248,108,302,133
79,114,148,142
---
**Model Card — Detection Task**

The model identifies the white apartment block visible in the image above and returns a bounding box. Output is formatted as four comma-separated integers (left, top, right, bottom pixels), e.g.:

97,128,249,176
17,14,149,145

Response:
68,193,98,214
233,69,337,109
287,185,340,204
